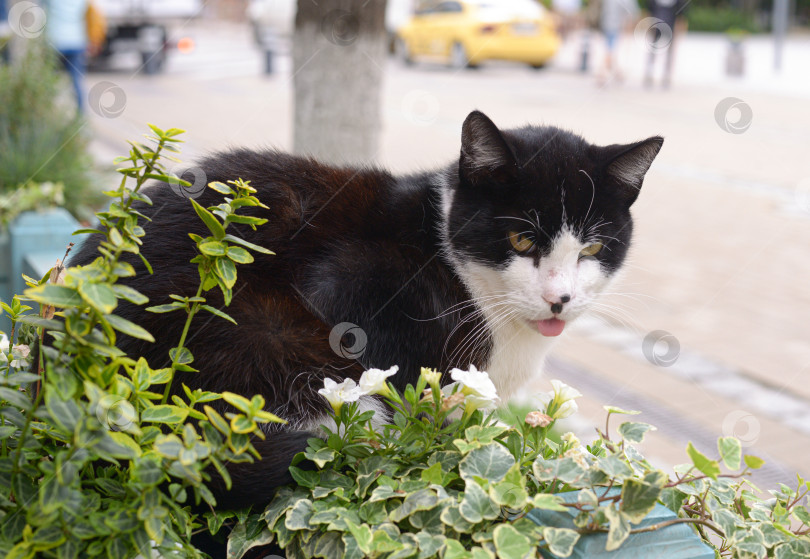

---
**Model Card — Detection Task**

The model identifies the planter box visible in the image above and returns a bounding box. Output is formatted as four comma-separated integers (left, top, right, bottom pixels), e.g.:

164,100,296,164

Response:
0,209,80,333
529,490,715,559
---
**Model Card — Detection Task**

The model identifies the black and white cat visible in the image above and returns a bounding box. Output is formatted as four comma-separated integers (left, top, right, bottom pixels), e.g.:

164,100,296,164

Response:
72,110,662,548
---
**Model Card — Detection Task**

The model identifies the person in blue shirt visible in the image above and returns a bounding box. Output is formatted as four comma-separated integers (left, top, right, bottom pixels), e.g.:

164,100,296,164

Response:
1,0,11,64
45,0,88,113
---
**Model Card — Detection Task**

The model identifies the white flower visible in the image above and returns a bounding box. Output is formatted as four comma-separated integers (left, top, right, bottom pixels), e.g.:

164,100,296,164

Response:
420,367,442,389
556,399,579,419
533,379,582,419
551,379,582,402
318,377,363,413
449,365,499,412
561,432,580,448
358,366,398,397
10,344,30,369
0,336,8,353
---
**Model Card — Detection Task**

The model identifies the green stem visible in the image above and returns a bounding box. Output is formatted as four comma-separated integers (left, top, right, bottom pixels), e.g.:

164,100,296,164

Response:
161,282,204,404
11,376,45,476
578,516,725,538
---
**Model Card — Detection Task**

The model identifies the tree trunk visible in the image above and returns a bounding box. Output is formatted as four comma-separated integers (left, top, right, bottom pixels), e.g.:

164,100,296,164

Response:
293,0,387,165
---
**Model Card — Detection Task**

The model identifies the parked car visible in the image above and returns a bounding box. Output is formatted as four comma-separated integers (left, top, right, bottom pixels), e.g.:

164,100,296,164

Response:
395,0,560,69
90,0,203,74
246,0,414,43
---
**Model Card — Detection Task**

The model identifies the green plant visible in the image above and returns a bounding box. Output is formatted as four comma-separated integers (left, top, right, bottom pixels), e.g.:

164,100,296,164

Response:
686,6,761,33
227,367,810,558
0,125,282,558
0,182,65,229
2,125,809,559
0,41,99,221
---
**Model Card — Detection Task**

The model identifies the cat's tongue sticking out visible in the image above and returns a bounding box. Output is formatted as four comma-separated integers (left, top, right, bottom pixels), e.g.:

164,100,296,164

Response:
536,318,566,337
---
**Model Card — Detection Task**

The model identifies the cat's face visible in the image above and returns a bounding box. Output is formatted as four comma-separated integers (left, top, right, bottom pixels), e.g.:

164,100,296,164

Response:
443,111,663,337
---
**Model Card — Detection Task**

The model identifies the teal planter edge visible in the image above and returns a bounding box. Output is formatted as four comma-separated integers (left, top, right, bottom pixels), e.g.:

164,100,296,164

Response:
528,490,715,559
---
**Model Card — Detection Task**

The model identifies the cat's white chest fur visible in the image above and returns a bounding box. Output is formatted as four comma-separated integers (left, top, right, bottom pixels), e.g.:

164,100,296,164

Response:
454,260,560,403
483,319,555,403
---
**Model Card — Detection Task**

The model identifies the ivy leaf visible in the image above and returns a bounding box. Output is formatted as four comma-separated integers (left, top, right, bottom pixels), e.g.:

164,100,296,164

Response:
718,437,742,471
493,524,532,559
388,489,439,522
603,405,641,416
420,462,444,485
617,421,656,444
443,539,472,559
345,520,373,555
226,522,275,559
459,442,515,483
659,487,687,514
304,446,337,468
531,494,568,512
619,471,667,523
605,507,631,551
744,455,765,470
774,540,810,559
414,532,445,558
489,464,528,508
596,454,634,479
532,457,586,485
453,439,481,453
440,505,476,534
285,499,314,531
542,527,580,558
459,480,499,524
687,442,721,479
465,425,507,444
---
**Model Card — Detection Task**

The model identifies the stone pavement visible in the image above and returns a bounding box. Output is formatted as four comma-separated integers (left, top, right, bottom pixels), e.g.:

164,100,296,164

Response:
83,21,810,488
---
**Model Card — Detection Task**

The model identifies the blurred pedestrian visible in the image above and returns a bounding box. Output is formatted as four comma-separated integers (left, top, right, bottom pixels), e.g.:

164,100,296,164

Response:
552,0,582,40
644,0,688,89
0,0,11,64
598,0,639,85
44,0,88,113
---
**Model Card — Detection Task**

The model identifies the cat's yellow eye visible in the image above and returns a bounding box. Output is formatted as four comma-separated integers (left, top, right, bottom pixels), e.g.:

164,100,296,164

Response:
579,242,603,258
508,231,535,253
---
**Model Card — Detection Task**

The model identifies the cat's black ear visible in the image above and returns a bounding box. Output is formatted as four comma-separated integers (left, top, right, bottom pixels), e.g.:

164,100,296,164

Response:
459,110,518,187
601,136,664,205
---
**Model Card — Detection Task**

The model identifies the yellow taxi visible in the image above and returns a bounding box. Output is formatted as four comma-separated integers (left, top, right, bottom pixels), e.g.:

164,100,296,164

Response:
395,0,561,69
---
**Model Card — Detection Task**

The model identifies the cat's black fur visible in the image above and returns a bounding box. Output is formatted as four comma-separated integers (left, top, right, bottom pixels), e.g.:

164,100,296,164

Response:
70,111,662,555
